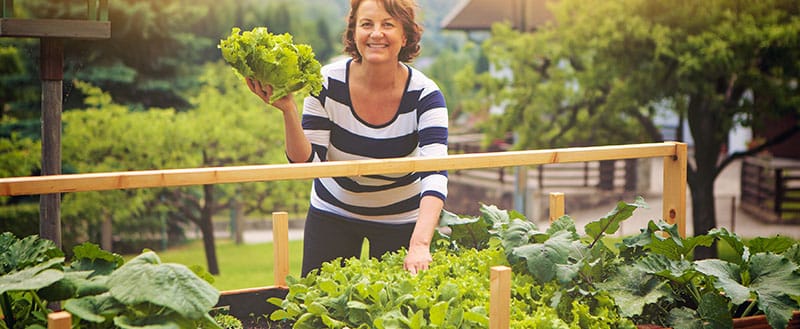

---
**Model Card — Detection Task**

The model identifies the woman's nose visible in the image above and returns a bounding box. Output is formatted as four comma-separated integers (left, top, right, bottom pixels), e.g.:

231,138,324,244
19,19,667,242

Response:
370,29,384,38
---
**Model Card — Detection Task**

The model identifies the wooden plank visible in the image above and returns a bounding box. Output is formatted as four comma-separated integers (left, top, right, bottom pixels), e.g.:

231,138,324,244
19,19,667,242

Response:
272,212,289,287
549,192,565,222
47,311,71,329
0,18,110,39
489,266,511,329
0,142,679,196
662,143,687,237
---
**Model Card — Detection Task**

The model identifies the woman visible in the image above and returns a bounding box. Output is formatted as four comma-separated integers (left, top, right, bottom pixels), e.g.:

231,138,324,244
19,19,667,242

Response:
246,0,448,276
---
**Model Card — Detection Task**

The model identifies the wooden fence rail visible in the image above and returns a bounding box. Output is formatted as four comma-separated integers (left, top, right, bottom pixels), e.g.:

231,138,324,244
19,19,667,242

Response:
0,141,688,238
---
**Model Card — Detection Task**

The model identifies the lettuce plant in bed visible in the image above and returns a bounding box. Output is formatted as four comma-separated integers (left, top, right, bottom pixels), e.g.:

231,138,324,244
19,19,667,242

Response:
218,27,323,103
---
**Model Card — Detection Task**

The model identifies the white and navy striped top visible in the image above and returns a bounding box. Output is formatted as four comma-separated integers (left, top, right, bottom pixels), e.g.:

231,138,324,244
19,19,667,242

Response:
297,58,449,223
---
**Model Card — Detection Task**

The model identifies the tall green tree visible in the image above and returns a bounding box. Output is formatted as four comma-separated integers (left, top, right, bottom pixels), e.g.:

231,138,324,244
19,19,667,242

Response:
459,0,800,258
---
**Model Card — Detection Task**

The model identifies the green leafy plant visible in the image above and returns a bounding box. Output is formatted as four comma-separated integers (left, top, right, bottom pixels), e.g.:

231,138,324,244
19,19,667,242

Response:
0,232,223,329
485,198,800,329
218,27,323,103
268,205,636,329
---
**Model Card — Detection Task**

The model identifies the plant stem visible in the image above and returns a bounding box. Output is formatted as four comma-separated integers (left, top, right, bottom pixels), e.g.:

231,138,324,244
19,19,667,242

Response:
741,299,758,317
2,292,15,327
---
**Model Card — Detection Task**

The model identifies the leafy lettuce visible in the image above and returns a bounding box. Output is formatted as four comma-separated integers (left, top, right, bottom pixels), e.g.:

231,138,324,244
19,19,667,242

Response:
219,27,323,103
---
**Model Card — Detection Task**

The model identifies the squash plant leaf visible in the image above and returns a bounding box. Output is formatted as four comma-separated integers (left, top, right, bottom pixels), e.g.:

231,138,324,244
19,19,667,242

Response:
695,291,733,329
0,233,63,275
108,251,219,320
511,230,574,283
69,242,124,276
747,235,797,255
440,209,489,249
584,197,647,244
0,258,64,294
634,253,696,285
596,264,671,317
694,259,750,304
747,253,800,329
708,228,748,265
546,215,578,239
63,293,124,323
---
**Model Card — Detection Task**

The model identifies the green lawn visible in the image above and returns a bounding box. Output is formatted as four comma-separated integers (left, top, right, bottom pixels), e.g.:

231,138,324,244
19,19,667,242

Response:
135,239,304,291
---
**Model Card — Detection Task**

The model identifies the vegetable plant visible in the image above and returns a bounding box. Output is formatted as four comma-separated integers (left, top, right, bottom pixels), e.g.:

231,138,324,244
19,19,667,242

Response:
0,232,222,329
487,198,800,329
218,27,323,103
269,205,637,329
268,199,800,329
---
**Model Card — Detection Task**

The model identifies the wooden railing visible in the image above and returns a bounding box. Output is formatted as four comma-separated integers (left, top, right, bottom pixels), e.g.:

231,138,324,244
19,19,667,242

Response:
741,156,800,223
0,142,688,239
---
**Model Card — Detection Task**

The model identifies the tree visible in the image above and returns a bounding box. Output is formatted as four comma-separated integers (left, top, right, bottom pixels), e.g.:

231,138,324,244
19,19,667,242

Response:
459,0,800,258
160,62,309,274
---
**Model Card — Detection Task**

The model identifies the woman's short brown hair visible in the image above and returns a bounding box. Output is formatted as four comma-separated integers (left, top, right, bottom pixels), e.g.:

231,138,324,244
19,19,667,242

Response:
343,0,423,63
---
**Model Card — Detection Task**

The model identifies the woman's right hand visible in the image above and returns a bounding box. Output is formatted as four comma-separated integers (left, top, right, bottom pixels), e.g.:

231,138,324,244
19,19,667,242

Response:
246,78,295,113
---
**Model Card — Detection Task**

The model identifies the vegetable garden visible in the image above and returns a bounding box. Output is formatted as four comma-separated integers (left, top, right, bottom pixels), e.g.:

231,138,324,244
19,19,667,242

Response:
2,142,800,328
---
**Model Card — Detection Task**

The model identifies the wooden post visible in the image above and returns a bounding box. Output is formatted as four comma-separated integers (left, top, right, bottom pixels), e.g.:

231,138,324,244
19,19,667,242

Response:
272,212,289,287
489,266,511,329
549,192,564,222
662,142,687,237
40,37,64,248
47,311,71,329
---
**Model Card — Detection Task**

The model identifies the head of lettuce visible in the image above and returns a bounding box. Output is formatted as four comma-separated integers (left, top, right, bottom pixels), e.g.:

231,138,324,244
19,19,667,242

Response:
219,27,323,103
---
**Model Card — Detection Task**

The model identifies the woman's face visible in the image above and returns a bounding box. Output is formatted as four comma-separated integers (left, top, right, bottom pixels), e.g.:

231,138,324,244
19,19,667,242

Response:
354,0,407,65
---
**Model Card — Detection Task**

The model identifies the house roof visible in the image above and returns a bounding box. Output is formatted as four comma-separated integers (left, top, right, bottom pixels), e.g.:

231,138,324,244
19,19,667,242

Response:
441,0,555,32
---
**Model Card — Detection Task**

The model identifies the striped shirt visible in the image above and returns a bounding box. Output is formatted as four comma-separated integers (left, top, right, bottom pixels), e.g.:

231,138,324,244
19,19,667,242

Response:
298,58,449,223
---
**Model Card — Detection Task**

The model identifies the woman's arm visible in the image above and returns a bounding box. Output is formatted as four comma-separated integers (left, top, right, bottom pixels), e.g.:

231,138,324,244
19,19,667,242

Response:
404,195,444,274
246,78,312,163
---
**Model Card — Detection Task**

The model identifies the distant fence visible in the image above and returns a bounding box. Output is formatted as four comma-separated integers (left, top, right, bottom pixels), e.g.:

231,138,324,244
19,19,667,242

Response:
449,135,639,191
740,156,800,223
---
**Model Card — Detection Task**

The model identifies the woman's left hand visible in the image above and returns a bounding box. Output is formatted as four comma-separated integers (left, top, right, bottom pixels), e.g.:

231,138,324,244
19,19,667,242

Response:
404,244,432,275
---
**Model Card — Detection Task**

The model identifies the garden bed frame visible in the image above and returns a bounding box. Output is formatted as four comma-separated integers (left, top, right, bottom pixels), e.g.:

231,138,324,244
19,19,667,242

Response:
1,142,689,329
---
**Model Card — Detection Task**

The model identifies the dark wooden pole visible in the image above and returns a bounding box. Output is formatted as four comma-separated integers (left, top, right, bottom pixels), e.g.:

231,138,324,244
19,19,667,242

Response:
40,37,63,247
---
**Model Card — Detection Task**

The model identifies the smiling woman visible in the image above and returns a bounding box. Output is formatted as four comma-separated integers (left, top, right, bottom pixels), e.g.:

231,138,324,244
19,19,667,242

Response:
244,0,450,278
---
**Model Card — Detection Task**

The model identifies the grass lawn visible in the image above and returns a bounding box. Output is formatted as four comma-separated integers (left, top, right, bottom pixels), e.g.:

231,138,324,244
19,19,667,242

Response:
133,239,304,291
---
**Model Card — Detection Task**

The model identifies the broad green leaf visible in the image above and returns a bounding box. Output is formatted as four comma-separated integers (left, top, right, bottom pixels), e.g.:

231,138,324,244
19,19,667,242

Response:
113,313,187,329
747,236,797,255
63,293,124,323
695,292,733,329
70,242,125,274
0,233,63,275
634,253,696,285
501,219,540,252
107,251,219,320
668,306,704,329
513,230,573,283
0,258,64,294
584,197,647,241
596,265,671,317
708,228,747,264
748,253,800,329
695,259,750,304
546,215,578,239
